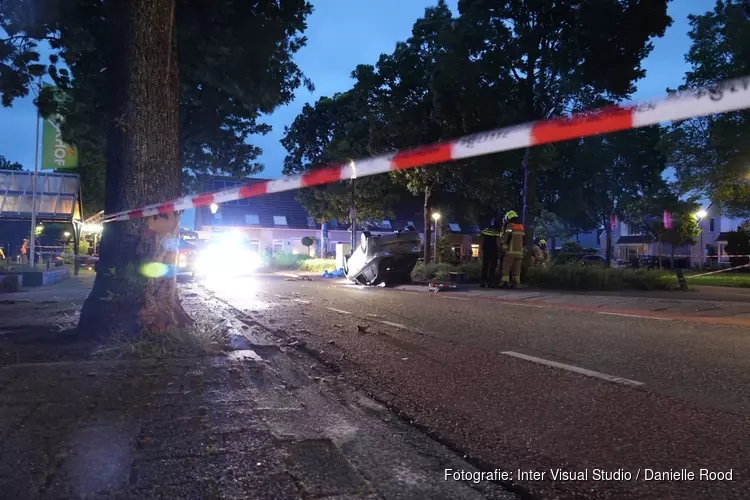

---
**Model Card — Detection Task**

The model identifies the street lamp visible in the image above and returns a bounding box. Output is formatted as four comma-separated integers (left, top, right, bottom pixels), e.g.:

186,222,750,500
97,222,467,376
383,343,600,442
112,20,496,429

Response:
432,212,441,263
696,209,707,268
210,203,219,214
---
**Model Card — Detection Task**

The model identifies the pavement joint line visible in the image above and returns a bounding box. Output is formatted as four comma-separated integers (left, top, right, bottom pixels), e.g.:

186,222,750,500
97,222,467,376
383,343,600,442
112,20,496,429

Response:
379,320,407,329
500,351,645,387
597,312,672,321
326,307,352,315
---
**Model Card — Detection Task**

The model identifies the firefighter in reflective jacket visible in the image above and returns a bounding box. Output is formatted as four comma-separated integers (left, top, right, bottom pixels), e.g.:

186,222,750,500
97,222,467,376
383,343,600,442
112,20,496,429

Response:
500,210,525,288
478,218,502,288
532,239,550,268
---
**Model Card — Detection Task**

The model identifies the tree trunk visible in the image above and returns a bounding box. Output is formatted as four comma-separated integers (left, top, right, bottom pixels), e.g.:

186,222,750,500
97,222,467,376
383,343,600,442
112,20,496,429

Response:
78,0,189,337
423,186,432,263
522,149,536,249
604,219,613,268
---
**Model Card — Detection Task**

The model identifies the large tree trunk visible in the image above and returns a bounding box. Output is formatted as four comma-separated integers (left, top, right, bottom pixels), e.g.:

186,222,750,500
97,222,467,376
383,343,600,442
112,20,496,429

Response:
423,186,432,263
521,149,537,248
78,0,189,337
604,218,613,268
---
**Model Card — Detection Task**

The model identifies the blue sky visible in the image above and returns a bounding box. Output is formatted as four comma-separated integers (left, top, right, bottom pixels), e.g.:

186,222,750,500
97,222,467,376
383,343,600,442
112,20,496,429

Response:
0,0,715,178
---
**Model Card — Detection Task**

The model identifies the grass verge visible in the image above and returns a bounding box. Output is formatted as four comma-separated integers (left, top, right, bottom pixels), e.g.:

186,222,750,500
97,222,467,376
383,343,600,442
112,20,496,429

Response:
683,272,750,288
94,313,230,359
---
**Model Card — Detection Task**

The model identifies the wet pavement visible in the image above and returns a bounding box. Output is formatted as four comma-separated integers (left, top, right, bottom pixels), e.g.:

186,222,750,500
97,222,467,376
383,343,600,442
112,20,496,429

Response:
0,276,516,500
204,274,750,500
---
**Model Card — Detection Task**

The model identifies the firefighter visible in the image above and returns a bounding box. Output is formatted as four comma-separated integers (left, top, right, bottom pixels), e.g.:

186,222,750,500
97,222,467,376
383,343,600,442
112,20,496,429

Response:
500,210,525,288
532,239,550,268
478,218,502,288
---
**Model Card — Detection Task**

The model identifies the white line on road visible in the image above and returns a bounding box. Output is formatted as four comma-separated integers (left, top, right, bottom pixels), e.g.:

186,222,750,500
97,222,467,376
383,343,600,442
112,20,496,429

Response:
597,312,672,321
504,302,545,308
380,320,407,329
442,296,469,301
326,307,352,315
501,351,644,387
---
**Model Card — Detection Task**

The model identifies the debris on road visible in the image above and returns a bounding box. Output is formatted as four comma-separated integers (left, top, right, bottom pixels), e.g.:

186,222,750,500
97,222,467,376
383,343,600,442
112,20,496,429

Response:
356,325,370,334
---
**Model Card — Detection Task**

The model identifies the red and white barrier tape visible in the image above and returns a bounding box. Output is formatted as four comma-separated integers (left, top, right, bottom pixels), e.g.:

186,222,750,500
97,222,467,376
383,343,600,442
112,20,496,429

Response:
100,76,750,223
686,263,750,278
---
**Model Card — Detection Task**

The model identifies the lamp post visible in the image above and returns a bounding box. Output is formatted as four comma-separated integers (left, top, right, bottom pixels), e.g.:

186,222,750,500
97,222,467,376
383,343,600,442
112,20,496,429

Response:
432,212,441,263
696,209,707,268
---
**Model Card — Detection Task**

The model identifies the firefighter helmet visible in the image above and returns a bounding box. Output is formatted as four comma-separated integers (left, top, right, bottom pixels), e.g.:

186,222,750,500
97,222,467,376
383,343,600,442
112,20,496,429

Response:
538,239,547,248
504,210,519,221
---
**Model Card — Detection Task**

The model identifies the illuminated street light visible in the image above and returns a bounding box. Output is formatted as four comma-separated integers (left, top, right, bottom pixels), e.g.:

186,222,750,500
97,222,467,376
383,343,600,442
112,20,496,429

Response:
432,212,441,221
432,212,441,263
210,203,219,214
695,209,707,269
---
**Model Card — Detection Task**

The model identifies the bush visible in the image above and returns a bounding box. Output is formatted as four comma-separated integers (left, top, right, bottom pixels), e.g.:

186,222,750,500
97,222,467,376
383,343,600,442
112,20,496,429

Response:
411,261,481,282
297,258,338,273
525,264,679,291
272,253,311,269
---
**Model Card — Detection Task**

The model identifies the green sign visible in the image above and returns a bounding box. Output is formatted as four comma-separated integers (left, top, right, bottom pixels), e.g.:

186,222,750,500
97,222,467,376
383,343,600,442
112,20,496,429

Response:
41,85,78,170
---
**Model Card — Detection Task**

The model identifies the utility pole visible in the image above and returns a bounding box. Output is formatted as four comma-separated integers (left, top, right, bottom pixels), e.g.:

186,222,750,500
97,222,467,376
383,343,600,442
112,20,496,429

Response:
29,78,42,268
350,179,357,254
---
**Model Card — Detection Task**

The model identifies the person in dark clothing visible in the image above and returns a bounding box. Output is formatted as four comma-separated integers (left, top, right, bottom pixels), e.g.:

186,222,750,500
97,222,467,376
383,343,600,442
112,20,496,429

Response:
478,218,502,288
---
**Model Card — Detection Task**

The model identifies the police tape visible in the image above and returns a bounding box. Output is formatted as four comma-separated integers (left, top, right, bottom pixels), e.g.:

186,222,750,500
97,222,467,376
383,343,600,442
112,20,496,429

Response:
685,262,750,278
94,75,750,223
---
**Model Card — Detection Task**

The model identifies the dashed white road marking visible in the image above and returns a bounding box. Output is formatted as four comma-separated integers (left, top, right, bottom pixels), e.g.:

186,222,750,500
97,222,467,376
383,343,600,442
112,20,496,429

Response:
326,307,352,315
597,312,672,321
380,320,407,329
501,351,644,387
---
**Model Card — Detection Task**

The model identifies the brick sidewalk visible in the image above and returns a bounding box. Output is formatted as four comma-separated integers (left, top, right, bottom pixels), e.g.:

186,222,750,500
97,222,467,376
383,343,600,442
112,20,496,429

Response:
0,284,516,500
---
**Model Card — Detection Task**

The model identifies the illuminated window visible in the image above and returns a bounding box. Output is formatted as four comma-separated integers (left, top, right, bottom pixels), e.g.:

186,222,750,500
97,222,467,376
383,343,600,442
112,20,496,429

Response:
471,244,479,258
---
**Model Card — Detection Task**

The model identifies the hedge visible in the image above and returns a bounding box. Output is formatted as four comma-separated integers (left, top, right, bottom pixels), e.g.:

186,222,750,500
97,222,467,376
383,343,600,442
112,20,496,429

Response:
411,261,679,290
297,258,338,273
524,264,679,291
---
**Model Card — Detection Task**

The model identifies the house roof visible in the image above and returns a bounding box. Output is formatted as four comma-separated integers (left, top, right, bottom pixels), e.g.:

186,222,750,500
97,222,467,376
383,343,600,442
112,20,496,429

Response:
200,177,481,234
617,235,654,244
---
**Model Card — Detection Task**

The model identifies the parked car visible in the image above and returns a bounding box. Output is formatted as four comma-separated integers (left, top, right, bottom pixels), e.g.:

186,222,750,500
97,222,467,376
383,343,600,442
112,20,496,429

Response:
579,254,607,267
345,229,420,286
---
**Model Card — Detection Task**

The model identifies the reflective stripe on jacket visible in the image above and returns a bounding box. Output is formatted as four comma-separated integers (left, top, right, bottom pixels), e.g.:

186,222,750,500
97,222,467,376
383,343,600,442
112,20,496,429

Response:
503,222,525,255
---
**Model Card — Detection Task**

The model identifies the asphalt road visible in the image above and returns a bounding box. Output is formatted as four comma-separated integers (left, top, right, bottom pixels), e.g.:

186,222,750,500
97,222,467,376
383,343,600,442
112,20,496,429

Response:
203,274,750,500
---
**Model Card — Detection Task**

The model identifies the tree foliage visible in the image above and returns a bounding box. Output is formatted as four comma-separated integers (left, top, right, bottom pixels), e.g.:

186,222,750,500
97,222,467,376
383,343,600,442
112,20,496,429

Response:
1,0,314,206
664,0,750,218
0,154,23,170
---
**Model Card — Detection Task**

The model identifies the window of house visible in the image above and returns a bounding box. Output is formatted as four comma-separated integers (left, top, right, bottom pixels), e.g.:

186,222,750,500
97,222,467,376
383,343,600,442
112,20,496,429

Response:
627,223,638,235
449,223,461,232
307,217,316,228
245,214,260,225
248,240,260,253
380,220,392,229
272,239,284,253
709,218,715,232
407,221,416,229
471,244,479,258
273,215,288,226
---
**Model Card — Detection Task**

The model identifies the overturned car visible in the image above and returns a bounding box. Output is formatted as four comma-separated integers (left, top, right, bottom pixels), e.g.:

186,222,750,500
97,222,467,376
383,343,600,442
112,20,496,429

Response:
345,228,421,286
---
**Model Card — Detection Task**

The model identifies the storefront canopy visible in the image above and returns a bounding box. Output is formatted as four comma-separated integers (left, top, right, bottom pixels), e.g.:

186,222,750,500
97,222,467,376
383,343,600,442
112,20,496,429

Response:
0,169,81,223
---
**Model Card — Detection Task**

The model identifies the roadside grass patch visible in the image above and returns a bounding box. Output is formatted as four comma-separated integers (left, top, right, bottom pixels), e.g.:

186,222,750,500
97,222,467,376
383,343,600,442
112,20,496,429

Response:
298,258,338,273
412,262,482,282
94,313,230,359
683,272,750,288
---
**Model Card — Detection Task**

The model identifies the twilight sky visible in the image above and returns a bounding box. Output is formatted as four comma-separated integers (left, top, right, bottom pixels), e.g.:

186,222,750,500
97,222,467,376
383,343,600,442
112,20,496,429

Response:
0,0,715,179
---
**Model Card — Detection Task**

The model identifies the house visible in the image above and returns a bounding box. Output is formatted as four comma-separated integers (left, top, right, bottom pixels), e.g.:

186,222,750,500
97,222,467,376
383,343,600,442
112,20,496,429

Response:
694,202,746,266
192,177,481,260
554,230,601,252
597,203,747,267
